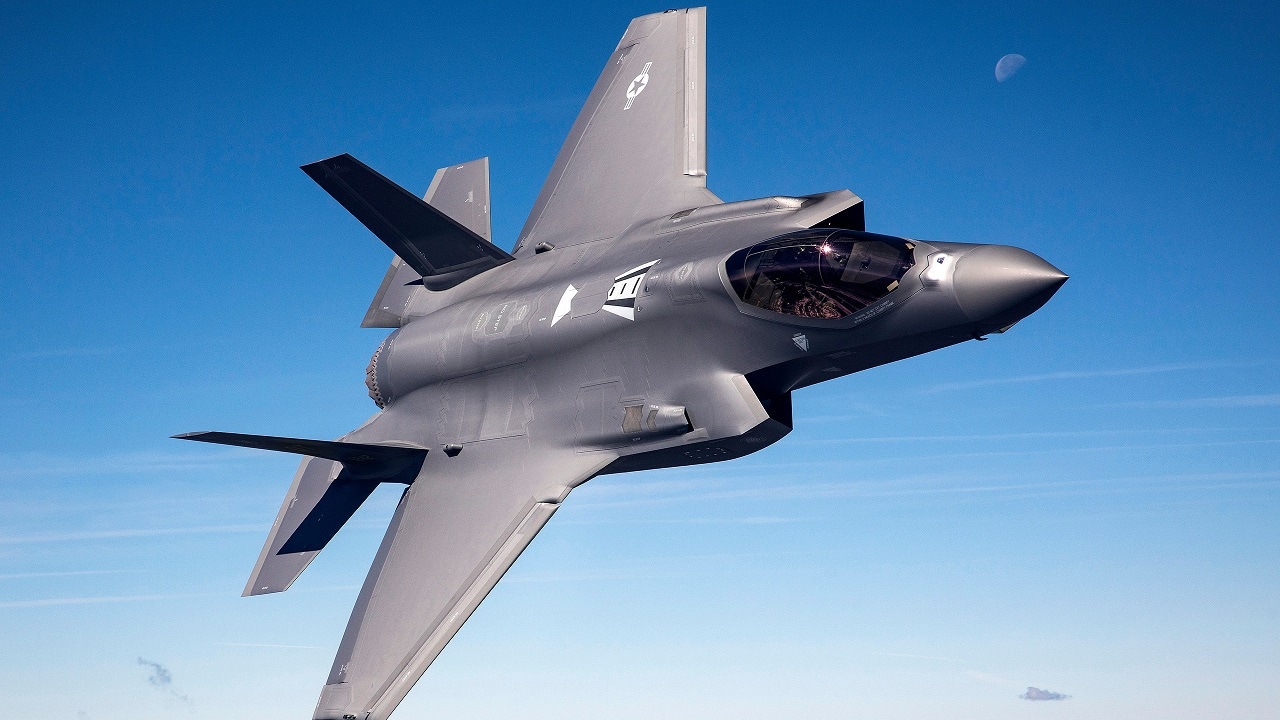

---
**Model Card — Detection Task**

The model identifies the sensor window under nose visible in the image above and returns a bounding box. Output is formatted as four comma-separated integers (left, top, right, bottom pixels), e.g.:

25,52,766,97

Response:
727,229,915,319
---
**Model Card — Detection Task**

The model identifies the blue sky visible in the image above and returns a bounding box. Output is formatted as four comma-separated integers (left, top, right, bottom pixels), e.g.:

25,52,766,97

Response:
2,1,1278,718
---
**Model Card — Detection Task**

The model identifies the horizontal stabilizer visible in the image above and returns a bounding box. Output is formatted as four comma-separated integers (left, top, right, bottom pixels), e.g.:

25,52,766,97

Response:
277,478,380,555
174,431,427,482
173,431,428,595
302,153,513,290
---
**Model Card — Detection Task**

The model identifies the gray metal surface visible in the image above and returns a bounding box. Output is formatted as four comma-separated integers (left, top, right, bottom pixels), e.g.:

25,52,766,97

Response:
362,157,492,327
177,7,1068,720
424,157,491,242
304,154,511,291
514,7,719,255
314,439,612,720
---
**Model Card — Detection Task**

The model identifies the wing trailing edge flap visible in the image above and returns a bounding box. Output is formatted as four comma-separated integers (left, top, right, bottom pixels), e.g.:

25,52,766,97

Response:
302,153,511,293
173,431,428,596
362,157,493,328
312,437,615,720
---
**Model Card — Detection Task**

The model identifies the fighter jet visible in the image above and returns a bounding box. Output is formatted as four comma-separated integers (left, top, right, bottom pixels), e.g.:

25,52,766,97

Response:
177,7,1066,719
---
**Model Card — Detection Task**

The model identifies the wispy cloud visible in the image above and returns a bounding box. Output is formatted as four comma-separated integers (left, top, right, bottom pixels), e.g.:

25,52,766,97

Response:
921,361,1246,394
508,550,812,584
791,426,1227,445
1021,686,1070,701
1113,394,1280,409
216,642,322,650
867,650,961,662
0,592,210,608
0,524,261,545
559,515,802,526
0,447,271,479
137,658,191,704
571,468,1280,511
290,584,361,593
4,345,129,361
0,569,133,580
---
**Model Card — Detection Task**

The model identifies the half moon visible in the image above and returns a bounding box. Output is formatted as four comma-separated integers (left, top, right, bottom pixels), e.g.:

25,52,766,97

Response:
995,54,1026,82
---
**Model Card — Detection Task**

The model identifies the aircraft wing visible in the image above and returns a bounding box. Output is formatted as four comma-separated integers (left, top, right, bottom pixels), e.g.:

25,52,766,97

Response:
514,7,719,255
313,435,613,720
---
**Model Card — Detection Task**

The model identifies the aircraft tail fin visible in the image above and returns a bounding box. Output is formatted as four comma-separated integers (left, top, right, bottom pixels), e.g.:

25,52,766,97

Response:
361,158,493,328
173,431,428,595
302,154,511,293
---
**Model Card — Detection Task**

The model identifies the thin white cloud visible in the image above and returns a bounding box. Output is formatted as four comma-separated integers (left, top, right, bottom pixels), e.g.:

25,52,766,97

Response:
0,592,210,608
0,569,134,580
4,345,129,361
0,447,270,479
881,438,1280,460
921,361,1248,394
559,515,802,526
693,438,1280,480
571,468,1280,511
290,584,361,593
216,642,323,650
791,426,1229,445
506,568,706,583
507,550,811,583
1114,394,1280,409
0,524,262,545
866,650,961,662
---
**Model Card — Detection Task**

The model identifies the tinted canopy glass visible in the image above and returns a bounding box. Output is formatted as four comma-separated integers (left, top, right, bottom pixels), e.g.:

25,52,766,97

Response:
727,230,915,319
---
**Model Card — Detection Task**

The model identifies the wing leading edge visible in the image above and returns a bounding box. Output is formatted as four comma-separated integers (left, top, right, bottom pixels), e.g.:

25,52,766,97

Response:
312,436,614,720
515,7,718,255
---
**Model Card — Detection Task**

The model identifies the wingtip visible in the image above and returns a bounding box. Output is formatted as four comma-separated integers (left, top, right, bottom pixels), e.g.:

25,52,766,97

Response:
300,152,356,172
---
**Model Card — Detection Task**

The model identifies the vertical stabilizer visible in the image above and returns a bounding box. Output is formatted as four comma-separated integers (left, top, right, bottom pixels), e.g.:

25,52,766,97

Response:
361,157,493,328
424,157,491,242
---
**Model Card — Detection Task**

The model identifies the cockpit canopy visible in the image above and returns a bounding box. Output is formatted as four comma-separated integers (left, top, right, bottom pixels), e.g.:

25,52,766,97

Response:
726,229,916,320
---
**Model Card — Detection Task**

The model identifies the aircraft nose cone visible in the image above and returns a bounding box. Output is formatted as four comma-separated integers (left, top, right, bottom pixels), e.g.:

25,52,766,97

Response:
952,245,1068,323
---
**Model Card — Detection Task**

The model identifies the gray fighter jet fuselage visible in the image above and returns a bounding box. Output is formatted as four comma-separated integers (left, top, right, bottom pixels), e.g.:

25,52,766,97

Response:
177,8,1065,720
363,193,1064,476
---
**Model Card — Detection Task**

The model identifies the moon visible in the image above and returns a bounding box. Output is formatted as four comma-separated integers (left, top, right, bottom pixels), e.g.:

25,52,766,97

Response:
995,54,1026,82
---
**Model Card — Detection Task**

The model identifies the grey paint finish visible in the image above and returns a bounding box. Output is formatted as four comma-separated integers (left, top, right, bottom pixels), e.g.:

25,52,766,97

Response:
302,154,511,282
176,7,1067,720
362,157,492,327
173,432,428,594
515,8,718,255
317,440,611,720
424,157,491,242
